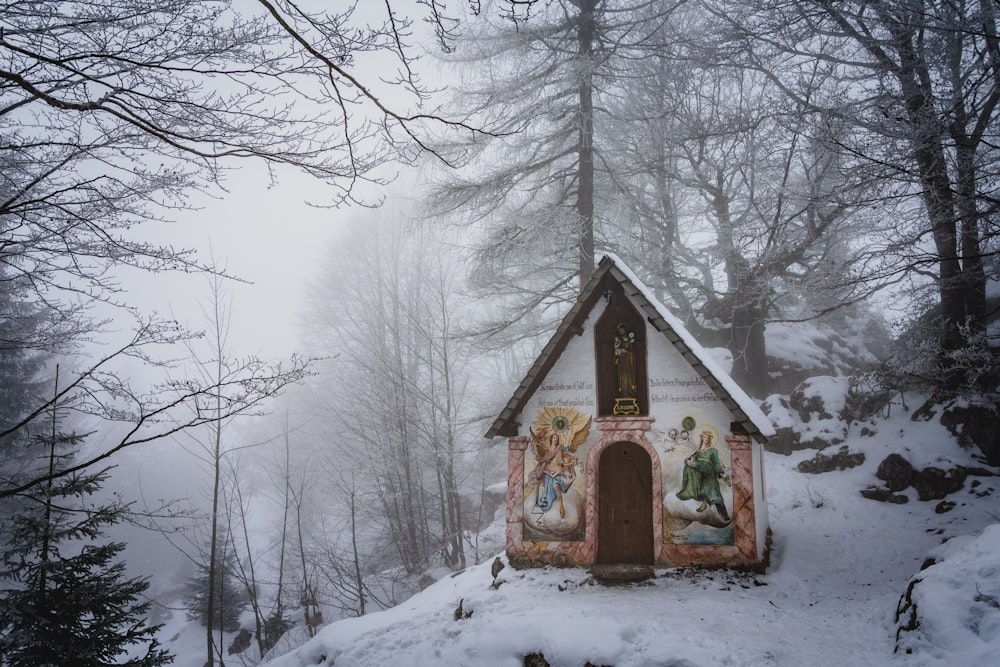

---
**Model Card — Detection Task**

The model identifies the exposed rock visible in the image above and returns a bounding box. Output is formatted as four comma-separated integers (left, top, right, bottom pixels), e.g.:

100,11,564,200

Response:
934,500,956,514
765,315,891,395
491,556,505,589
789,381,834,422
941,402,1000,466
895,577,922,652
764,426,799,456
860,486,909,504
870,452,996,502
228,628,252,656
876,453,915,492
797,434,846,450
522,652,618,667
759,395,802,455
797,446,865,474
759,417,842,456
910,466,968,501
761,378,851,453
418,573,437,591
788,384,833,422
911,399,938,422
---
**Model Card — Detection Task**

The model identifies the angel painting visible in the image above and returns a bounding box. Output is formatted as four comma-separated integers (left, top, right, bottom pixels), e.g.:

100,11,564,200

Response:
529,432,579,518
525,408,592,540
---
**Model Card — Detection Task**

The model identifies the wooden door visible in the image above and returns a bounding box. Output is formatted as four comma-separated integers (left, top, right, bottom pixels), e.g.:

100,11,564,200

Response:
597,441,653,564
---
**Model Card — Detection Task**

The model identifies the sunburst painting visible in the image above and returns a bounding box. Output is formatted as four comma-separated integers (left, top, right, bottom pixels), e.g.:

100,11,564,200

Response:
523,407,592,541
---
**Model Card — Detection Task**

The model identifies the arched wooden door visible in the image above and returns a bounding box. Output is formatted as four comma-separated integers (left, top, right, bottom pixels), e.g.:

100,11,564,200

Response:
597,441,654,564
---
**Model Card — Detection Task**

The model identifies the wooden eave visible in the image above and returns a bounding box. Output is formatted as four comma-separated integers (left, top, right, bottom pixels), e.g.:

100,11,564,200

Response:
487,256,768,442
485,261,614,439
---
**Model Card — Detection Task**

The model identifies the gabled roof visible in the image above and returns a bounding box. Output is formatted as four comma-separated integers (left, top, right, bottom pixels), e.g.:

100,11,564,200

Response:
486,254,775,442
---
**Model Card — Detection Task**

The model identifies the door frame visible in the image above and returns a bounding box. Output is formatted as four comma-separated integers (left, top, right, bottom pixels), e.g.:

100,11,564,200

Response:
596,440,654,564
585,420,663,565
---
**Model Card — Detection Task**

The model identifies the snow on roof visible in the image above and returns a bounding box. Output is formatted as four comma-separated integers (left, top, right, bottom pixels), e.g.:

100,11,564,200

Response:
486,253,774,440
602,253,775,438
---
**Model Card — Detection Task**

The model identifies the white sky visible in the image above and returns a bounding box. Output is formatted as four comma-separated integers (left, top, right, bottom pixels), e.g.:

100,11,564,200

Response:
121,162,368,362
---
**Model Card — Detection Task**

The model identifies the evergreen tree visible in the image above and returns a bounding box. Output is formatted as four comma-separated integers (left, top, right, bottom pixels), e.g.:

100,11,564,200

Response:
0,424,172,667
185,545,250,633
0,266,67,479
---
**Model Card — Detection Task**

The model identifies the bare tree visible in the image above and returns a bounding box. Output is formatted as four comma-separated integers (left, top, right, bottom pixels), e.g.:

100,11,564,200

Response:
301,208,482,580
257,419,299,653
428,0,681,343
177,273,307,667
602,11,878,395
0,315,309,499
227,464,268,660
706,0,1000,388
1,0,484,322
0,0,484,497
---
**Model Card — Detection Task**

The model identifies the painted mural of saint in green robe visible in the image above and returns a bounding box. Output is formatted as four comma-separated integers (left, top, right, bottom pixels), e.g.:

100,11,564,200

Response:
676,430,731,521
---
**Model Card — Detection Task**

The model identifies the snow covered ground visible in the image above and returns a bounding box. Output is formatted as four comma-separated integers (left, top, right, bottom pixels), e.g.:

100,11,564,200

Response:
160,393,1000,667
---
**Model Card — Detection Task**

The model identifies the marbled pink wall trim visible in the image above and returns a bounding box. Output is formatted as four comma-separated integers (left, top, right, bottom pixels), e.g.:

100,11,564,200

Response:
506,436,528,555
589,417,661,565
726,432,757,561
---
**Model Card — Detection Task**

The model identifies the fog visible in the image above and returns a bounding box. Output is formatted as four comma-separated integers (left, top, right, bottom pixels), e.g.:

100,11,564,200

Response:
4,2,999,666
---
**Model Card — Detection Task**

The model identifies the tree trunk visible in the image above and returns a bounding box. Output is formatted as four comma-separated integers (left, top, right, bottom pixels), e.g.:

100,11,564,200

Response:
206,431,221,667
348,487,366,616
710,171,769,396
951,124,987,335
891,19,970,368
577,0,597,285
39,367,59,607
729,301,769,398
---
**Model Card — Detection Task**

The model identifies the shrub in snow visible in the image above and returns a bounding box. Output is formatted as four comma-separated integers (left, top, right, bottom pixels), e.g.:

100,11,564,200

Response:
842,372,898,422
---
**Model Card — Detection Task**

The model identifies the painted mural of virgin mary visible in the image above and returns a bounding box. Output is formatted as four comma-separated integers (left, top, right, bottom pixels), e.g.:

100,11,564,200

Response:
676,429,731,521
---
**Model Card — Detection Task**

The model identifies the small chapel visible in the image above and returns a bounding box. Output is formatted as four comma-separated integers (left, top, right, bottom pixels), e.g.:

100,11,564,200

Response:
487,254,774,571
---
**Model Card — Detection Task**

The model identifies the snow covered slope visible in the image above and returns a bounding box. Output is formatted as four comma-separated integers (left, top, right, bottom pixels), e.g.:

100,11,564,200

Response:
202,394,1000,667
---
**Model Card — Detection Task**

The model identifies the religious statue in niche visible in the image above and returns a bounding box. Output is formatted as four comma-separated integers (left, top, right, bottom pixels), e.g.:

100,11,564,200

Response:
661,416,734,545
524,407,592,541
612,322,639,415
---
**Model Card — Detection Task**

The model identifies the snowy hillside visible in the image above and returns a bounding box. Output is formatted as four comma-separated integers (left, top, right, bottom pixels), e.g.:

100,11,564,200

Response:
214,391,998,667
156,389,1000,667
